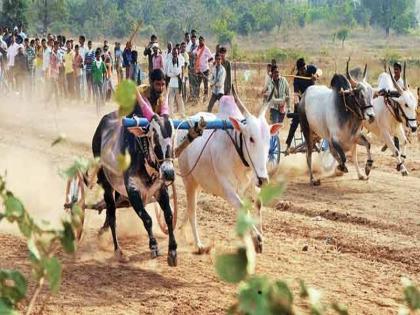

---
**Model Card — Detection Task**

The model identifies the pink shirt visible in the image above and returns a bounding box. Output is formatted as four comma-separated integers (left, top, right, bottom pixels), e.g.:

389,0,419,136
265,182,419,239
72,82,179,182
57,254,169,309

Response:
193,45,212,73
137,91,170,121
152,54,164,71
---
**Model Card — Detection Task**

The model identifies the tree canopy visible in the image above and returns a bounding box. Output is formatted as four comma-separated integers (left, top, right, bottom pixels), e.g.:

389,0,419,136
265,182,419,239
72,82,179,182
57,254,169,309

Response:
0,0,417,40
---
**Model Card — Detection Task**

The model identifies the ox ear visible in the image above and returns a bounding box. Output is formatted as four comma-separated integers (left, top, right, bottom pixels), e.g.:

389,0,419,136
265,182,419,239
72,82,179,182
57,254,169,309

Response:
229,117,244,132
270,123,282,136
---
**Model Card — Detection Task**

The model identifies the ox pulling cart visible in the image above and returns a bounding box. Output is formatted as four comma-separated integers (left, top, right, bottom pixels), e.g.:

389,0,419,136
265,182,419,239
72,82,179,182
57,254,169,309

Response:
64,116,282,241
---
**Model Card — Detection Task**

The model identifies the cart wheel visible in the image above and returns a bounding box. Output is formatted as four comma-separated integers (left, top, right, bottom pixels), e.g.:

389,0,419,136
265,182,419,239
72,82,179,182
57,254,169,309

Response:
155,184,178,235
64,172,86,242
268,134,281,167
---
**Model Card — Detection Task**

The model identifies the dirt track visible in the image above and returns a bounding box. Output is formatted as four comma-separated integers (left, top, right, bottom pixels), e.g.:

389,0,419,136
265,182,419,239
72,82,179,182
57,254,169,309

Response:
0,97,419,315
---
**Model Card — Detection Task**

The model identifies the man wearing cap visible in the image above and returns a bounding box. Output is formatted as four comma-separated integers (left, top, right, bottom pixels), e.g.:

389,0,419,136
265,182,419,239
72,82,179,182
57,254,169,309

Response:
285,58,317,155
151,43,164,73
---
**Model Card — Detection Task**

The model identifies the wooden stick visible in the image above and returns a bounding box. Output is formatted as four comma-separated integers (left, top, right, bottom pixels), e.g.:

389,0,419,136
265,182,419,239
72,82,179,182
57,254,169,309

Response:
128,21,143,44
283,74,313,80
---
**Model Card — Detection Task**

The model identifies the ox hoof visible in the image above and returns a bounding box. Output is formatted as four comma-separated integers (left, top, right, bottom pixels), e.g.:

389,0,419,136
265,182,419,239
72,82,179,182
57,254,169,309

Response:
167,250,177,267
358,174,368,181
337,165,348,173
195,246,211,255
311,179,321,186
253,235,263,254
97,226,109,238
150,245,160,259
365,167,371,176
402,170,409,176
115,249,129,263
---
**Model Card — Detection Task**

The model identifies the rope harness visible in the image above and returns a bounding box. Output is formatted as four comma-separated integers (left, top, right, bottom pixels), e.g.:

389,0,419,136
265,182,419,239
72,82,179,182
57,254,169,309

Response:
340,89,372,120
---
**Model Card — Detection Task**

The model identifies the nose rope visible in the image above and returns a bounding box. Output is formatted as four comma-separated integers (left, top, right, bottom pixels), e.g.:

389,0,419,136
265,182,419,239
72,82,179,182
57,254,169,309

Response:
242,133,265,182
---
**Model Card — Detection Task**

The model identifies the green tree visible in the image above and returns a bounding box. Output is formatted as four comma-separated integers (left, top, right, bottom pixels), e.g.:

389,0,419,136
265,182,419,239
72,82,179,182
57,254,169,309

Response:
29,0,68,34
361,0,417,36
1,0,28,28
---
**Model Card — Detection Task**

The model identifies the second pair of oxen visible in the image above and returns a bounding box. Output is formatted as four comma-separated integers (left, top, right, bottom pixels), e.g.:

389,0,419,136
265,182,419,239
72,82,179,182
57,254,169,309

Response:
300,60,376,185
363,63,418,176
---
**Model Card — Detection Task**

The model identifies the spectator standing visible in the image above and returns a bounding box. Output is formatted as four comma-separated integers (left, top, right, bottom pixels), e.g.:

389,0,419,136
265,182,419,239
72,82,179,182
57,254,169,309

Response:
218,46,231,95
130,50,142,85
72,44,83,100
187,34,198,100
91,49,106,113
14,46,27,96
193,36,213,101
122,41,132,79
25,38,36,95
63,40,75,97
114,42,123,84
151,44,164,72
207,53,226,112
166,47,185,117
84,40,95,102
143,34,158,74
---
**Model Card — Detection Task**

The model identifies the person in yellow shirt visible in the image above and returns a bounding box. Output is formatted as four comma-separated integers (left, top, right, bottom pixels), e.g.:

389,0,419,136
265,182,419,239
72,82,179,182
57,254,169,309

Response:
63,40,75,97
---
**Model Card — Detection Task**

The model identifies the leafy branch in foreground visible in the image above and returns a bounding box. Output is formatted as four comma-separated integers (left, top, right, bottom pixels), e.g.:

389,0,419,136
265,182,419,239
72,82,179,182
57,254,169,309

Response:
0,167,84,314
214,182,419,315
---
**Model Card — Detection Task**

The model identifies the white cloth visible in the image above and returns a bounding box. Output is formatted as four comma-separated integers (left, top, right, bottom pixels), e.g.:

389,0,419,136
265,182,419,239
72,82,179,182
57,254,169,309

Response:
6,42,22,67
42,46,51,71
210,64,226,95
166,57,183,88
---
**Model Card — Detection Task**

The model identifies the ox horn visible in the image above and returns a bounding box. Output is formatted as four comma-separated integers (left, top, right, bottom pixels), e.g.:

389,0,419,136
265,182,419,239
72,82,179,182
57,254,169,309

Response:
346,57,357,88
403,61,407,90
388,66,403,94
232,84,251,117
362,64,368,82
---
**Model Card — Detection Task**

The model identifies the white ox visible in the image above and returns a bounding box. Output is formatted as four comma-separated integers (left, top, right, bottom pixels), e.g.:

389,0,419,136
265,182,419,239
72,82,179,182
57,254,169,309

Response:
363,64,418,175
299,60,376,185
177,90,280,253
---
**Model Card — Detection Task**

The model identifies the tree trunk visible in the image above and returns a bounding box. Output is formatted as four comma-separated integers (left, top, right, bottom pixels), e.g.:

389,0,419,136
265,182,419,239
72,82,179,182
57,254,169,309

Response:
42,0,48,34
385,26,390,37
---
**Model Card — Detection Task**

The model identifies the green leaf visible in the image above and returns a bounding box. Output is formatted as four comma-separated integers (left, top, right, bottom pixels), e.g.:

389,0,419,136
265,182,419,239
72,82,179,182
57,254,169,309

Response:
215,248,248,284
299,279,309,298
238,276,272,315
0,270,28,304
331,303,349,315
71,204,84,229
0,297,18,315
236,210,256,237
43,257,62,293
269,280,294,314
27,238,41,263
117,149,131,172
17,213,35,238
114,80,137,117
402,280,420,310
259,182,284,205
60,221,75,253
4,195,24,218
61,157,91,179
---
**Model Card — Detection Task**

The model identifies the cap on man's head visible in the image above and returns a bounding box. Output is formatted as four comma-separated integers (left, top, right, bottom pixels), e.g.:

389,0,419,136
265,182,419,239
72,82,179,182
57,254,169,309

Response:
150,69,165,82
296,58,306,69
393,62,402,70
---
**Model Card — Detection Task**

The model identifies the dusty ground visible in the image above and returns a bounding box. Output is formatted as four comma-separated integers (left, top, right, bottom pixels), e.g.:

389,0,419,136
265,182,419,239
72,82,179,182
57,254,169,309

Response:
0,87,419,315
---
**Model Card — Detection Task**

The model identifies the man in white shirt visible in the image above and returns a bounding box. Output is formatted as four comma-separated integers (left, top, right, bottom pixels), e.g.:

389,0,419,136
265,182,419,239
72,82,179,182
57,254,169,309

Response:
6,35,22,88
42,39,52,76
207,53,226,112
166,48,185,117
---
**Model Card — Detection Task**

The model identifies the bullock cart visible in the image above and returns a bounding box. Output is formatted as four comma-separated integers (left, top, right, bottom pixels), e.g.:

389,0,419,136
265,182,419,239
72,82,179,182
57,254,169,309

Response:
64,116,281,241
